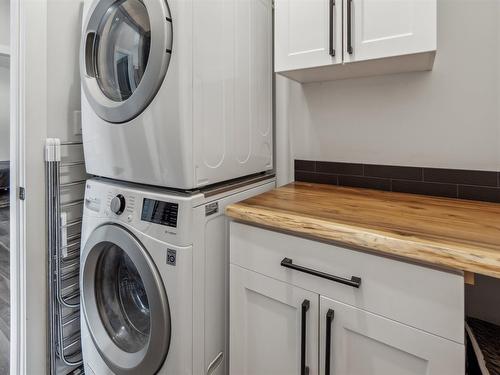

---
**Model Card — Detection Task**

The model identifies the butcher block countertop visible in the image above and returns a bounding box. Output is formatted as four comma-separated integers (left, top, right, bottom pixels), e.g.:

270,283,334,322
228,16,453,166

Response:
226,182,500,279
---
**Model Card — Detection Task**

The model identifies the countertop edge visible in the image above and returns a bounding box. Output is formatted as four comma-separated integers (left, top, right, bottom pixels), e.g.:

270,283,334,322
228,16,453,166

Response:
226,203,500,279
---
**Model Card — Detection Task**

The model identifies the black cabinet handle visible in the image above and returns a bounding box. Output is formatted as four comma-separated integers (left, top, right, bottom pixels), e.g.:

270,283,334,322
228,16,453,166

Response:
329,0,335,57
301,300,310,375
347,0,353,54
325,309,335,375
281,258,361,288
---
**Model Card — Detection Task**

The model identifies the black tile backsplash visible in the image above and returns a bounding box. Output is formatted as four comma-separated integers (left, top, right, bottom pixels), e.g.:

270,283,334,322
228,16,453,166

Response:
295,171,338,185
294,171,318,184
364,164,423,181
316,161,364,176
423,168,498,187
458,185,500,203
295,159,500,203
294,159,316,172
338,175,391,191
392,180,458,198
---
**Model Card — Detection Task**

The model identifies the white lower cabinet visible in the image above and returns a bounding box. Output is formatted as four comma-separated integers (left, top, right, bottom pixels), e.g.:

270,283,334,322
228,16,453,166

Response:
230,222,465,375
319,296,464,375
230,265,319,375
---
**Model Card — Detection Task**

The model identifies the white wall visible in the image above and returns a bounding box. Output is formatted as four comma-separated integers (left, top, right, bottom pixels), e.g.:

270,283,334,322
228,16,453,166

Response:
0,65,8,161
0,0,9,161
275,0,500,186
466,275,500,326
0,0,9,48
47,0,83,142
47,0,87,265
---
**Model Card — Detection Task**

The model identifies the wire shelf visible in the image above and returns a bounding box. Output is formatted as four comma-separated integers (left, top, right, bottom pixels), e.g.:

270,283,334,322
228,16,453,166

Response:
46,138,85,373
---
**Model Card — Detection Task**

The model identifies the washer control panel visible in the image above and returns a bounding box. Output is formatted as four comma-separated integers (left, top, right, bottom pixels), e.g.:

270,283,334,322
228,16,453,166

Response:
110,194,126,215
141,198,179,228
85,179,188,241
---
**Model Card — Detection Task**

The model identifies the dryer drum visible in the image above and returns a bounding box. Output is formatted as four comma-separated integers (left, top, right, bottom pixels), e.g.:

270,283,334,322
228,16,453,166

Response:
95,243,151,352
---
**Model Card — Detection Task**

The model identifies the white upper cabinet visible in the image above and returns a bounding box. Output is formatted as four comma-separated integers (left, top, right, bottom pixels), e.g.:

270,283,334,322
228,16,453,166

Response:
275,0,437,82
275,0,342,72
344,0,436,63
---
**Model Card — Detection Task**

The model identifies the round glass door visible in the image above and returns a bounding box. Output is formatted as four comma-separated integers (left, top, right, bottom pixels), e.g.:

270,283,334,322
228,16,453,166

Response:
82,225,170,374
95,0,151,102
81,0,172,123
95,243,151,352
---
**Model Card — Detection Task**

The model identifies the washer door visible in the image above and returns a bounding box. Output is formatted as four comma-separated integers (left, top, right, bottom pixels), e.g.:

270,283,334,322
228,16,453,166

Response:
81,0,173,123
81,224,170,374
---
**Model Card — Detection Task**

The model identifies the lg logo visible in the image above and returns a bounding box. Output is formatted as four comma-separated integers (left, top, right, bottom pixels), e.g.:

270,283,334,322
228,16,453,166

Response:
167,249,177,266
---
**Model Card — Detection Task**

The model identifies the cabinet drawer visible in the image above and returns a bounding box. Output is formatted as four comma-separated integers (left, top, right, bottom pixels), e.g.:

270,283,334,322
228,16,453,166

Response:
230,222,464,344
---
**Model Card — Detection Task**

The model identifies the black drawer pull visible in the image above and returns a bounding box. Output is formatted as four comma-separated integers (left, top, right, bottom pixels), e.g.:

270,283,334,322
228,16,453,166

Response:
325,309,335,375
301,299,310,375
281,258,361,288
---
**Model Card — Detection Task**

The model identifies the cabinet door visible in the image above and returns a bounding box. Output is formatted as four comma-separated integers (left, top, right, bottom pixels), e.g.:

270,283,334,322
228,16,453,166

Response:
275,0,342,73
230,264,319,375
319,296,464,375
343,0,436,63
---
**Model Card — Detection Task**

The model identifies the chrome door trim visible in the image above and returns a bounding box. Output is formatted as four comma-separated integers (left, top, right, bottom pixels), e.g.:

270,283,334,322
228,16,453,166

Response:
80,0,173,123
81,224,171,374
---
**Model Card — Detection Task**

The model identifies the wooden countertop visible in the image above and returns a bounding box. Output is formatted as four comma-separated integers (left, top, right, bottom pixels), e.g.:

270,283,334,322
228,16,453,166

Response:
226,182,500,279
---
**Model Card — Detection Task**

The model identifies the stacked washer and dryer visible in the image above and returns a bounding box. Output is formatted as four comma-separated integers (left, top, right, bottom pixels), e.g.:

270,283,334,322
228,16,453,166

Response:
78,0,274,374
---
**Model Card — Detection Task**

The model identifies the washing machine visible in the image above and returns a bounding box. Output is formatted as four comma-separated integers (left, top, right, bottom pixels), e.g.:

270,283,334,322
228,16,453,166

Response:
80,0,273,189
80,175,275,375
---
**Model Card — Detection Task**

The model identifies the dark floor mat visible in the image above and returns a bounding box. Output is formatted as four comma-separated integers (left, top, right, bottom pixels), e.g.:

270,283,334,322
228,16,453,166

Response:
467,317,500,375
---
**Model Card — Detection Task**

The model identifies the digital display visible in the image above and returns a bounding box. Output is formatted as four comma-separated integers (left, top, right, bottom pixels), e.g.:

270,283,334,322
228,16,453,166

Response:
141,198,179,228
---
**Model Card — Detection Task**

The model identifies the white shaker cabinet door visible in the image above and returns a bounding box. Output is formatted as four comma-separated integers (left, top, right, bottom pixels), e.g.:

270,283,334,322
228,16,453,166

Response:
275,0,342,73
343,0,436,63
230,264,319,375
319,296,465,375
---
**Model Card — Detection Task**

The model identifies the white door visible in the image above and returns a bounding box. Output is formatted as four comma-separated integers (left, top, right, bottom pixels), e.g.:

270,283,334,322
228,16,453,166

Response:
230,265,319,375
343,0,436,63
275,0,342,73
319,296,464,375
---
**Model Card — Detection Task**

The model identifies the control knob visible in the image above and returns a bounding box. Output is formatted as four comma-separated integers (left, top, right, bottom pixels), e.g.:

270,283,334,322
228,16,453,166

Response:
110,194,126,215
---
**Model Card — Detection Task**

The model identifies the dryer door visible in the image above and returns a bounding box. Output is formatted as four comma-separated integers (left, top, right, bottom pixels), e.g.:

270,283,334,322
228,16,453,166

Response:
81,0,173,123
81,224,171,374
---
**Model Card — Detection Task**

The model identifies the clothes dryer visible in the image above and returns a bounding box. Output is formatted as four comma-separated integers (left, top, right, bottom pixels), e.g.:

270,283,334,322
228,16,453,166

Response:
80,0,273,189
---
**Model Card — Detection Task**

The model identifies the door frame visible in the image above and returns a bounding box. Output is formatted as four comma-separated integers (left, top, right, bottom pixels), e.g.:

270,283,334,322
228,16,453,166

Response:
10,0,50,373
10,0,22,372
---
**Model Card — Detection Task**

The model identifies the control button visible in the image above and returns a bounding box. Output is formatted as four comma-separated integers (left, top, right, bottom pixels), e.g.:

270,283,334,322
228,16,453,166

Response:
127,215,132,222
110,194,126,215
